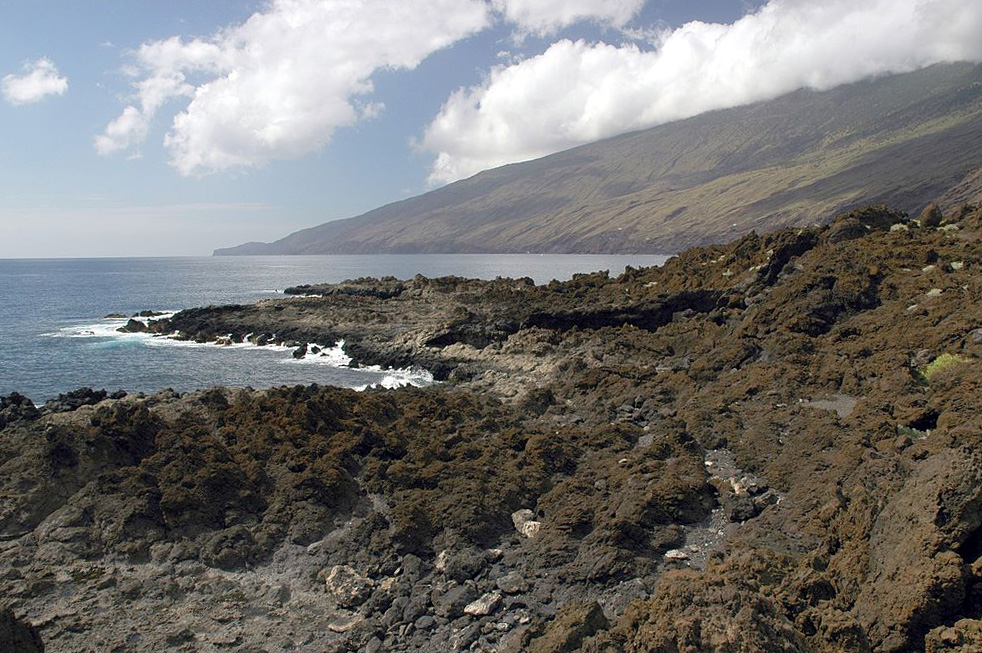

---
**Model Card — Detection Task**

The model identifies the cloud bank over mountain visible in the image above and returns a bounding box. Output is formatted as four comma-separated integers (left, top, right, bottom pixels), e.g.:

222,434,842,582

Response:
2,58,68,106
423,0,982,184
96,0,982,182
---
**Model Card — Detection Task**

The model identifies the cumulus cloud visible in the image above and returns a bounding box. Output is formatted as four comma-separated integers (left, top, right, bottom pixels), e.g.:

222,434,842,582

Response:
97,0,490,175
423,0,982,184
1,58,68,105
492,0,646,35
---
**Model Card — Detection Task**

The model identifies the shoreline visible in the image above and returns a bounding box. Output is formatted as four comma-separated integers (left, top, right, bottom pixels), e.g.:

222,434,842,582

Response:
3,204,982,651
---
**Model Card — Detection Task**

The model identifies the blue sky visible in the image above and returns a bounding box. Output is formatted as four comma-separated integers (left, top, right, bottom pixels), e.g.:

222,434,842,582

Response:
1,0,980,257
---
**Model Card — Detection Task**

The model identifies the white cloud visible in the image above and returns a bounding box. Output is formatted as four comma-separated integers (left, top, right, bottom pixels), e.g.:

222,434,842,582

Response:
423,0,982,184
97,0,491,175
1,58,68,105
492,0,645,35
95,106,152,155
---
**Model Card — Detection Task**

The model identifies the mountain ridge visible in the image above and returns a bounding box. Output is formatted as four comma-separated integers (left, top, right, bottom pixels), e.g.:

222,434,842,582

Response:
217,63,982,256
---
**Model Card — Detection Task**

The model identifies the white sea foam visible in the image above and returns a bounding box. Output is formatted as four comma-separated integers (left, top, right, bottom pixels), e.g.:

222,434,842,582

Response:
41,316,434,390
349,366,435,391
378,367,435,389
287,341,434,389
282,340,352,366
143,335,293,353
41,312,177,339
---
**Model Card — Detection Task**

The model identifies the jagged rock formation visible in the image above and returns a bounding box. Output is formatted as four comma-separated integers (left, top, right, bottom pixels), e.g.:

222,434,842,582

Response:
3,204,982,651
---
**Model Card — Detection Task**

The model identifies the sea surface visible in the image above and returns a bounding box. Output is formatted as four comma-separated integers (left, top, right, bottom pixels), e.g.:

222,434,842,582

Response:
0,254,668,403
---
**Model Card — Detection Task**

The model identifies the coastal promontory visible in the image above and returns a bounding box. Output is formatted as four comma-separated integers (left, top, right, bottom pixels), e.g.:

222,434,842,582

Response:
3,204,982,651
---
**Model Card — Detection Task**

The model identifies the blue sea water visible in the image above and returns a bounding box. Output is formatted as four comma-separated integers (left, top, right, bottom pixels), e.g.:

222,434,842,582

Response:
0,254,668,403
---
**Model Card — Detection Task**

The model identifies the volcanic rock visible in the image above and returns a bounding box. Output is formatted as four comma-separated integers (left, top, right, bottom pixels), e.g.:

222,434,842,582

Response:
117,319,147,333
4,204,982,651
921,202,944,228
0,609,43,653
321,565,375,608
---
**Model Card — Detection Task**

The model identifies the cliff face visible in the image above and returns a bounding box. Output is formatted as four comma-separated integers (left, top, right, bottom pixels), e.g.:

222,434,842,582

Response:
5,203,982,652
216,63,982,256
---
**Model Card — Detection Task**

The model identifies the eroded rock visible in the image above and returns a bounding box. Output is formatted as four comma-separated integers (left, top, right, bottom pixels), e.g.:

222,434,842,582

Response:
321,565,375,608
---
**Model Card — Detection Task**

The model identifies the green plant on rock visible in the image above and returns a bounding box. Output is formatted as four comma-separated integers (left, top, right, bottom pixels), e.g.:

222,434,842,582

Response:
921,353,968,382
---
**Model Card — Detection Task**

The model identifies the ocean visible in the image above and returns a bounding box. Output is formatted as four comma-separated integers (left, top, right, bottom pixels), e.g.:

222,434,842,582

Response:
0,254,668,403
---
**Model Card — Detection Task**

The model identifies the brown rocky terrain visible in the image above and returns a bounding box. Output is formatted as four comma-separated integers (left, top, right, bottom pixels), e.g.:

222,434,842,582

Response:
3,203,982,651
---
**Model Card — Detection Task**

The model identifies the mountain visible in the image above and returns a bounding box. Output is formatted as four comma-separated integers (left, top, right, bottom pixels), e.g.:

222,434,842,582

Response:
217,63,982,256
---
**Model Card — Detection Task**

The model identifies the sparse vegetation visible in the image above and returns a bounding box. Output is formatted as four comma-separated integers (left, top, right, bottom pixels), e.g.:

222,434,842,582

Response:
921,352,969,382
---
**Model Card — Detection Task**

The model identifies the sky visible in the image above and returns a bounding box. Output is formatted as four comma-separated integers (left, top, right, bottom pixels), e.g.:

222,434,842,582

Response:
1,0,981,257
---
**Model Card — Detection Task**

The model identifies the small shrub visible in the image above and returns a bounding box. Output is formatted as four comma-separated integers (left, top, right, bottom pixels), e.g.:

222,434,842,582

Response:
921,353,967,382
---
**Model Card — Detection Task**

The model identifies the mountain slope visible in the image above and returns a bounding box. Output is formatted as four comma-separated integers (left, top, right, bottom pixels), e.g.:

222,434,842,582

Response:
217,63,982,255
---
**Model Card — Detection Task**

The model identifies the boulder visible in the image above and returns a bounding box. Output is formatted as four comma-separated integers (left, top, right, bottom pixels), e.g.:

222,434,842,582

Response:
827,218,867,244
117,319,147,333
529,601,609,653
926,619,982,652
432,583,478,619
854,449,982,651
512,509,542,539
199,525,263,570
496,571,529,594
827,205,907,243
464,591,502,617
44,387,107,413
920,202,944,228
321,565,375,608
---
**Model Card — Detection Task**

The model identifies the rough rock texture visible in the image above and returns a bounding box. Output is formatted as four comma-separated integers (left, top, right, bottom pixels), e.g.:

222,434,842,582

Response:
0,608,44,652
4,203,982,651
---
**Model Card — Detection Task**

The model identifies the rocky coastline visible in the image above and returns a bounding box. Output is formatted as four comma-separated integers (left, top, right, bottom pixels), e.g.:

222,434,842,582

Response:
3,204,982,652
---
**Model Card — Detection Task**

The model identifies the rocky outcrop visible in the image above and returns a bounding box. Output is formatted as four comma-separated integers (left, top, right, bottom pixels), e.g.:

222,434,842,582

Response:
42,387,108,413
3,203,982,651
854,449,982,651
0,392,40,429
117,318,147,333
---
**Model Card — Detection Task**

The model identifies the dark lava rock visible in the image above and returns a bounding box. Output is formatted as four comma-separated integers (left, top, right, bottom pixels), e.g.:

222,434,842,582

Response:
0,392,40,429
4,204,982,652
603,561,809,651
117,318,147,333
284,278,407,299
43,387,107,412
826,217,868,244
726,494,760,522
433,584,478,619
529,601,608,652
497,571,529,594
854,449,982,651
921,202,944,228
0,609,43,653
199,525,265,570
